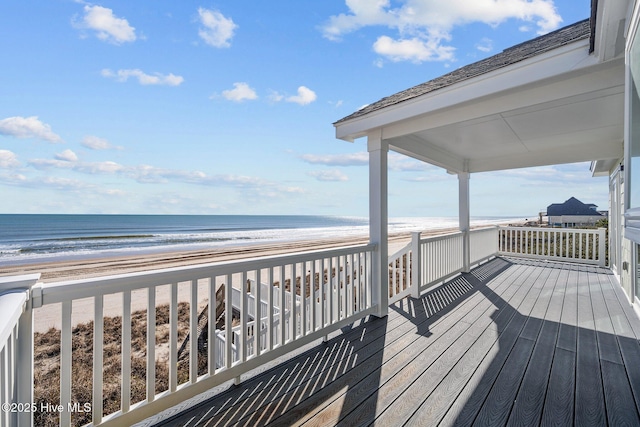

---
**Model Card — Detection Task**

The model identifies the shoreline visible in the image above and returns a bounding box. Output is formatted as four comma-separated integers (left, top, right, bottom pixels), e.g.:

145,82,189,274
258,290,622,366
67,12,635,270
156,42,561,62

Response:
0,222,525,283
0,229,446,283
0,224,516,333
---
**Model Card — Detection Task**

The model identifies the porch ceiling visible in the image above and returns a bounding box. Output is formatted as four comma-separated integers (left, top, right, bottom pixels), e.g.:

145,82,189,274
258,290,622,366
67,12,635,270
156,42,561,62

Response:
336,35,625,174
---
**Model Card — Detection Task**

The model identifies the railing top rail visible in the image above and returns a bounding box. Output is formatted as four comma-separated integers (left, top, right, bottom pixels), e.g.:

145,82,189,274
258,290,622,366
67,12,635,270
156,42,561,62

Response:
469,226,499,234
388,242,411,262
37,243,376,306
498,225,605,233
0,273,40,294
0,290,28,350
420,230,463,244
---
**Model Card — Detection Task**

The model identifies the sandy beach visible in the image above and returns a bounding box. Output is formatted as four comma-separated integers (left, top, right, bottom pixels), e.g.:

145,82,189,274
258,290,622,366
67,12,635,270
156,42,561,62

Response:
0,226,493,333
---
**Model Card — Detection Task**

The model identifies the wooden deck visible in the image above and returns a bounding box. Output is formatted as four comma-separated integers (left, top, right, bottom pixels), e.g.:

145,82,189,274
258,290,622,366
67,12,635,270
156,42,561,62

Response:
147,257,640,426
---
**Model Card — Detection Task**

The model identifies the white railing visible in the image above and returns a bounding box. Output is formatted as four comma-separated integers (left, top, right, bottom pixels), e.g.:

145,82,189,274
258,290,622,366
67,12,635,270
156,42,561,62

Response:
498,226,606,266
388,242,412,304
417,231,465,291
470,227,499,265
0,274,40,427
388,228,500,302
3,244,374,427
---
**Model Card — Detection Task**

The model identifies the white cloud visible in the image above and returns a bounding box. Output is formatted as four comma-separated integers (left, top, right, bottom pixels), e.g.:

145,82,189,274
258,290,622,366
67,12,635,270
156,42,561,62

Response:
308,170,349,182
286,86,317,105
0,116,62,143
198,8,237,48
101,69,184,86
29,158,125,174
268,91,285,103
76,5,136,44
0,172,123,195
300,152,369,166
322,0,562,63
373,35,455,62
300,151,438,171
24,151,306,205
388,153,437,171
55,149,78,162
476,37,493,53
0,150,20,168
222,82,258,102
81,135,121,150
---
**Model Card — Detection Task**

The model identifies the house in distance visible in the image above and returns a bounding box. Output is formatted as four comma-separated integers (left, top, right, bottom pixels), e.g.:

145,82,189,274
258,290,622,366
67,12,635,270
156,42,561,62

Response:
547,196,605,227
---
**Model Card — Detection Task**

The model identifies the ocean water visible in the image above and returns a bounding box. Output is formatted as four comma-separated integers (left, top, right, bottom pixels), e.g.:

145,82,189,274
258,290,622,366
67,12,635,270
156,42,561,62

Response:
0,214,524,265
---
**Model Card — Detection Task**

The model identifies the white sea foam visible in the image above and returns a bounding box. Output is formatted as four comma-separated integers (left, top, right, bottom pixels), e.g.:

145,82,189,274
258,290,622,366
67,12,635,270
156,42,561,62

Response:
0,216,525,266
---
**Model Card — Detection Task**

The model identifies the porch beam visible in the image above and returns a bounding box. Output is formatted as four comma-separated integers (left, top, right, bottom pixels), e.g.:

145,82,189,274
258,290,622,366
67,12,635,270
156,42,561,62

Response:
459,172,471,273
389,135,465,173
368,131,389,318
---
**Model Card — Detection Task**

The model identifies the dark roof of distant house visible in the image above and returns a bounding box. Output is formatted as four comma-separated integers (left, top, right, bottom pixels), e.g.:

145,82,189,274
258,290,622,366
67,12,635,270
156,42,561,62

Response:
335,19,591,125
547,197,604,217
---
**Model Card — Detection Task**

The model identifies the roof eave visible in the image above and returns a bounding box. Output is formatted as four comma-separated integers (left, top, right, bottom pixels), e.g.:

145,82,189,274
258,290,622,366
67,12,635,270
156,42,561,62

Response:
335,38,595,143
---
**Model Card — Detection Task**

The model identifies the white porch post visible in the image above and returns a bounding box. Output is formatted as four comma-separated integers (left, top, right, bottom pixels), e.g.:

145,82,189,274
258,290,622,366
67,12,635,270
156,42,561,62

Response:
369,131,389,318
459,172,471,273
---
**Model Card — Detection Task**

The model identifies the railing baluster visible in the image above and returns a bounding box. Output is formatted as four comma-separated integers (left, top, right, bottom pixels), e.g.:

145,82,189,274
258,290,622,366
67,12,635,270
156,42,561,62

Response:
347,254,352,314
225,274,232,369
241,271,247,363
320,258,326,328
169,283,178,393
290,263,296,340
279,266,285,346
122,290,132,413
267,267,274,352
330,256,335,323
341,255,345,319
1,343,6,427
255,269,262,357
310,259,316,332
356,252,362,312
1,345,5,427
208,278,214,375
93,295,104,425
189,280,197,384
300,262,306,337
147,286,156,403
60,301,72,427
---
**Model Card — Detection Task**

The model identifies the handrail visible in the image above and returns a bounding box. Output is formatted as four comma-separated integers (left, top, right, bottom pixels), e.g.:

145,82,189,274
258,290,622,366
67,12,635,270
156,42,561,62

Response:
0,291,27,351
37,243,376,305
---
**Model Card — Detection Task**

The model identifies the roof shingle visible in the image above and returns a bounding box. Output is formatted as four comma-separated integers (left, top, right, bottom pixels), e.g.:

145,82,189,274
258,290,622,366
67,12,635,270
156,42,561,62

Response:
335,19,591,125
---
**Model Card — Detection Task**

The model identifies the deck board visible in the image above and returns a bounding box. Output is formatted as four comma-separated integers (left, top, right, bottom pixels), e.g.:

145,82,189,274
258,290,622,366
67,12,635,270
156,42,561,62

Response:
574,268,606,426
145,257,640,427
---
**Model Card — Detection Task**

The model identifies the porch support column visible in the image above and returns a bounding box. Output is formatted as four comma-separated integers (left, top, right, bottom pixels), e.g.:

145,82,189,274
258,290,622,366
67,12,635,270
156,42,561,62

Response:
369,131,389,318
459,172,471,273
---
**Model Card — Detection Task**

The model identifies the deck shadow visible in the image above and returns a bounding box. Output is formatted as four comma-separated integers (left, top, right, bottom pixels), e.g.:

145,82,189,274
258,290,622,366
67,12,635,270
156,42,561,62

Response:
149,257,640,426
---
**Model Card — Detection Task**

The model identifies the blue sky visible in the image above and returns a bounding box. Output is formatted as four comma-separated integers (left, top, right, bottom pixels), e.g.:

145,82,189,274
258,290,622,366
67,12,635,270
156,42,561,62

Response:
0,0,603,217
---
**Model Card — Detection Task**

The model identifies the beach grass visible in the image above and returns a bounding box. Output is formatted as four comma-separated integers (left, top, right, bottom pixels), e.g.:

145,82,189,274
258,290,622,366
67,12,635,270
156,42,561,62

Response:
33,303,195,427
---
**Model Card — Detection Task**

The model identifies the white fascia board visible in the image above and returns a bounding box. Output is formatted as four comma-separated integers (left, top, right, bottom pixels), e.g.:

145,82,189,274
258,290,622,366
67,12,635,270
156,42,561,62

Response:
591,158,620,176
595,0,632,62
335,39,596,142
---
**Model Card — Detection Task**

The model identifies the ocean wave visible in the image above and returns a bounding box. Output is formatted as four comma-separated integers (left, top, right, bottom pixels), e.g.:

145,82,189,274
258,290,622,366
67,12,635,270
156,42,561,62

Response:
0,216,524,265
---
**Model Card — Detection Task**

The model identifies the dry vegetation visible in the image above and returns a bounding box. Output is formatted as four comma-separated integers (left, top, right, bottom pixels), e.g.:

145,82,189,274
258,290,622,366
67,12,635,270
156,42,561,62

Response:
33,303,198,427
